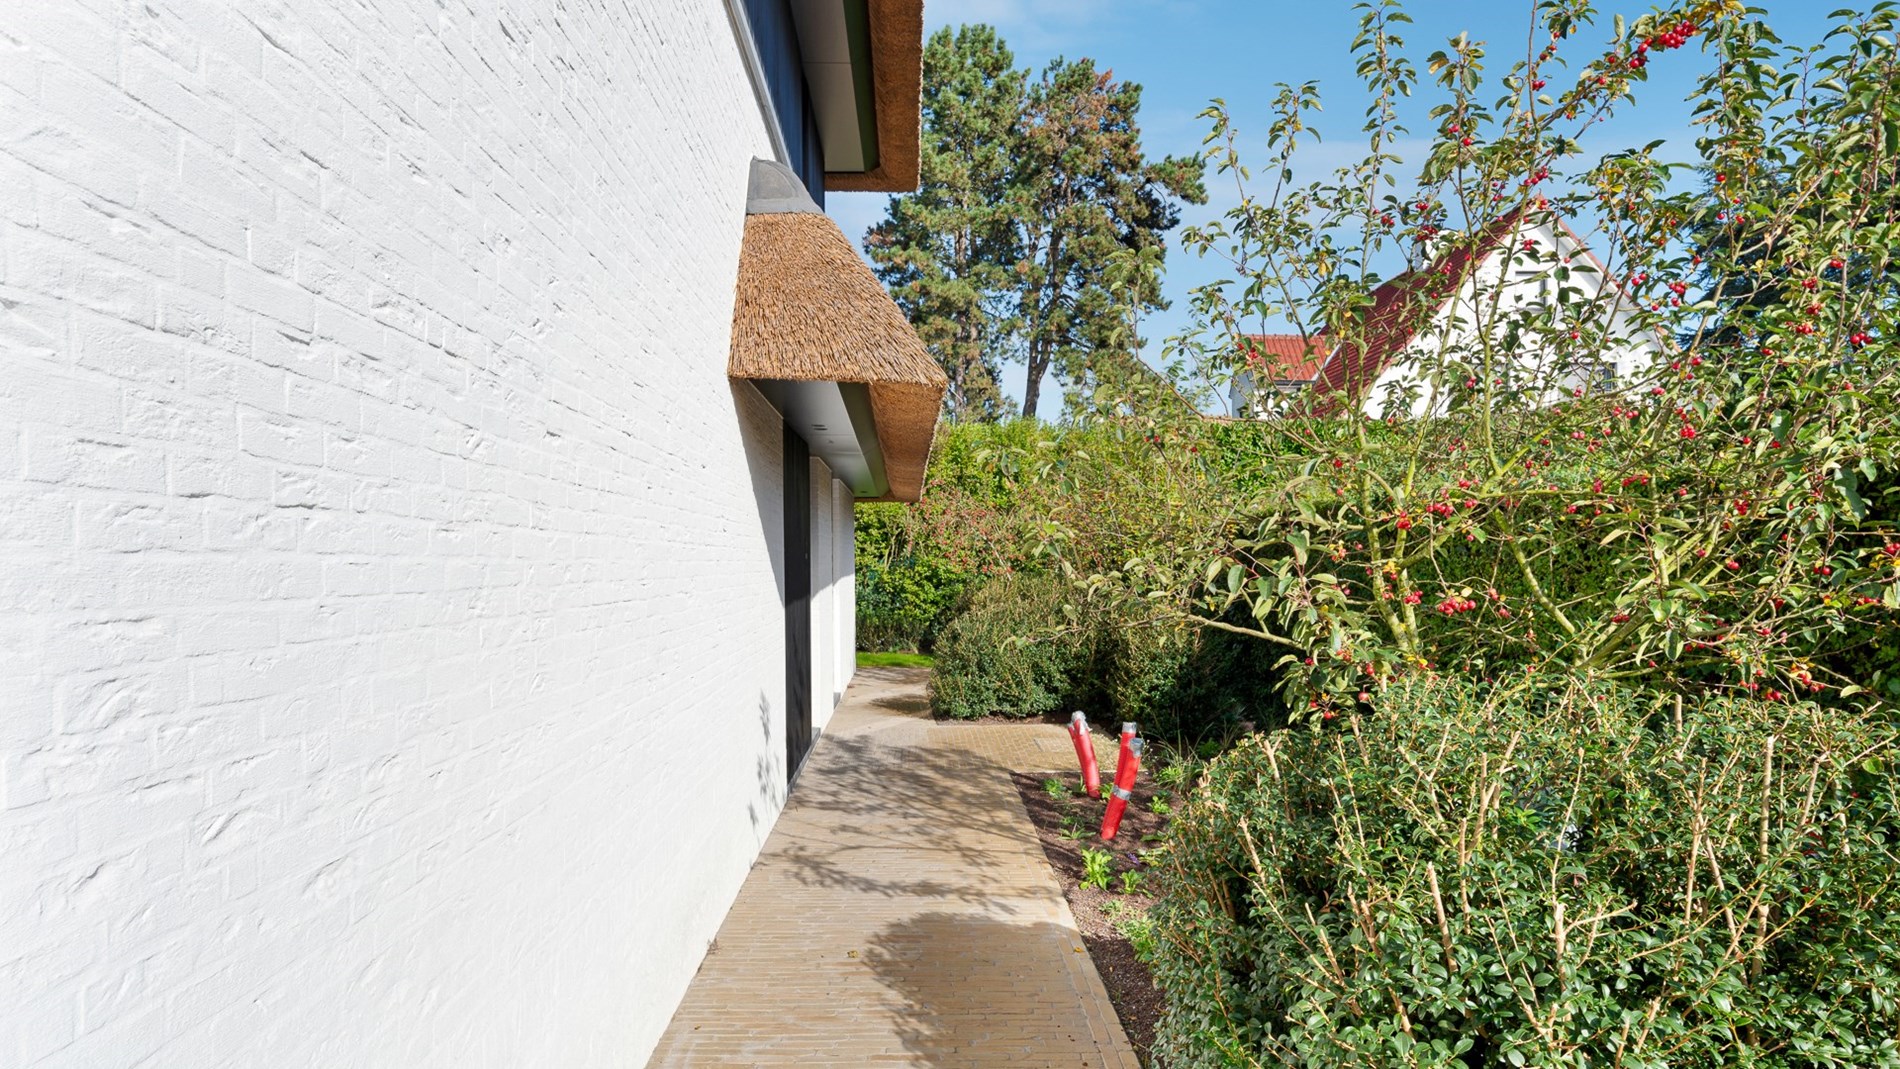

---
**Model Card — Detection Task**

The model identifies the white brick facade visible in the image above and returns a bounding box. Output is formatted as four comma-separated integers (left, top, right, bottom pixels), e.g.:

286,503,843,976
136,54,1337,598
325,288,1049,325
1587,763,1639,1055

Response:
0,1,853,1064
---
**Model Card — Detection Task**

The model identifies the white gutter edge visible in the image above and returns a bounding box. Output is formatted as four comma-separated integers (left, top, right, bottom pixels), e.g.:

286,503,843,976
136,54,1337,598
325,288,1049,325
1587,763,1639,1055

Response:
722,0,793,165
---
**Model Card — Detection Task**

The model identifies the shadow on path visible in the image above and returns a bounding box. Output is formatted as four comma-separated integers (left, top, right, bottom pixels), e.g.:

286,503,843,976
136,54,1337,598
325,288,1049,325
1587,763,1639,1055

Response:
864,912,1105,1068
649,666,1135,1067
764,671,1046,908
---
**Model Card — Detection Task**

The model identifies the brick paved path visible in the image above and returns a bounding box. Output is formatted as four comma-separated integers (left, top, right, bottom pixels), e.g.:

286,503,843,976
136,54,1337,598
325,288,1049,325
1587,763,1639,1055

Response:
647,667,1139,1068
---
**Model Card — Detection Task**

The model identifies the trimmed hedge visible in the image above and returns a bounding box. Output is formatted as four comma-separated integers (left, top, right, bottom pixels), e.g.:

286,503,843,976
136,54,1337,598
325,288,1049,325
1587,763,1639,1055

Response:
856,555,970,653
1150,678,1900,1068
929,575,1097,719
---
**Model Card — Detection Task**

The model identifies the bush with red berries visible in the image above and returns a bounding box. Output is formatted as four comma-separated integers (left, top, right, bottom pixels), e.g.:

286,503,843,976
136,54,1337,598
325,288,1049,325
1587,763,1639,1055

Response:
1085,0,1900,716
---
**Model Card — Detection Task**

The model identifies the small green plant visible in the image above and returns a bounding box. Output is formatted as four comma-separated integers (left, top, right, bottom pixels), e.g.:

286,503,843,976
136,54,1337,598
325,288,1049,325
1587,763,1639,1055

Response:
1116,910,1159,964
1148,796,1171,817
1080,847,1114,891
1040,777,1070,800
1154,756,1196,789
1058,814,1089,840
1117,869,1145,895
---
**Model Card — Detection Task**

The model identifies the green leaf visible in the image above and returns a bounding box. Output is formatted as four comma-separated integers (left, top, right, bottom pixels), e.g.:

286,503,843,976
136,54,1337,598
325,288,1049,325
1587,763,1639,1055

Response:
1833,466,1869,520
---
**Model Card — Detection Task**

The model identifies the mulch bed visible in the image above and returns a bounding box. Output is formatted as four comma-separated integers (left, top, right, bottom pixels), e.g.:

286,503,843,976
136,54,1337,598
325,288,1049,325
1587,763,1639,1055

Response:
1011,762,1171,1065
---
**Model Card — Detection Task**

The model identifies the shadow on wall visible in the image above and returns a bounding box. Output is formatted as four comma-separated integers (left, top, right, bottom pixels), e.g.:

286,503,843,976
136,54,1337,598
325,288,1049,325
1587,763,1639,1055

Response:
747,690,783,834
864,912,1098,1067
766,668,1046,908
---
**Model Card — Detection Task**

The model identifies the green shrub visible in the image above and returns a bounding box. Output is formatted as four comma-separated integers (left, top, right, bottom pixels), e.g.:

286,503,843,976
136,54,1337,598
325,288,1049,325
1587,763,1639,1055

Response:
856,555,970,652
1151,677,1900,1068
1107,617,1291,743
929,576,1096,719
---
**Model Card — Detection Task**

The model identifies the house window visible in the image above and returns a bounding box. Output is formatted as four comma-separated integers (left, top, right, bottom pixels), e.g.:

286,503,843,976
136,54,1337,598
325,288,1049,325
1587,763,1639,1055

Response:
742,0,826,206
1514,269,1552,305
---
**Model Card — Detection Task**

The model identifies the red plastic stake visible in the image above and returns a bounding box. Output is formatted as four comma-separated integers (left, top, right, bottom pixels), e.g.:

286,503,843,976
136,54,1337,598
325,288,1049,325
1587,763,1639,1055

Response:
1109,722,1136,797
1099,736,1144,841
1068,711,1102,799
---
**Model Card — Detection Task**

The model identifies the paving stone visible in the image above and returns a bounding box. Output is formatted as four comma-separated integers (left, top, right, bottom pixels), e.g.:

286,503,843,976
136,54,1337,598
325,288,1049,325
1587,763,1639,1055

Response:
648,667,1138,1068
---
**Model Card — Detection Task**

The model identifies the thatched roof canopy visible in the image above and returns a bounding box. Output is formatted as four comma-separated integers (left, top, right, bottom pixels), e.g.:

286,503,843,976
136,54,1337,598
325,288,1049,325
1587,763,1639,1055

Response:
820,0,923,192
729,158,944,502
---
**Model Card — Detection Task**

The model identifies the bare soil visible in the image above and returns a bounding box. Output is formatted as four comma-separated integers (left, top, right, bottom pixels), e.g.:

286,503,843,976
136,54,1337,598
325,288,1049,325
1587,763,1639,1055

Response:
1011,762,1171,1065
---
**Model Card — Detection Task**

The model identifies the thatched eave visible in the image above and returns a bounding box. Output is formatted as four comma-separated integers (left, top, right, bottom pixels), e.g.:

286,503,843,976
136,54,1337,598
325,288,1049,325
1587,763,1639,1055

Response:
729,159,944,503
816,0,922,192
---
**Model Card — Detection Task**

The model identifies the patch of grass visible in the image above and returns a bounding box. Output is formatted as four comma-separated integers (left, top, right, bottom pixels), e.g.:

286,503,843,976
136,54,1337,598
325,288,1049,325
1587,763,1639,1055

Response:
855,651,935,668
1040,777,1071,800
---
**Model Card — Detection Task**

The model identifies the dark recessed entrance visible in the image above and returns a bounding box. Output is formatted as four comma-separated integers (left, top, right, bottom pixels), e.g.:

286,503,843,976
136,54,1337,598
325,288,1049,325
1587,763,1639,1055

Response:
783,423,813,784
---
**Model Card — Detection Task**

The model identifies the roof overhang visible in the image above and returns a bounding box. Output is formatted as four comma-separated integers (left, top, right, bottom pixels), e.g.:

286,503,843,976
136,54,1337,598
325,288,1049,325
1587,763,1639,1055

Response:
729,159,945,502
751,379,888,497
789,0,922,192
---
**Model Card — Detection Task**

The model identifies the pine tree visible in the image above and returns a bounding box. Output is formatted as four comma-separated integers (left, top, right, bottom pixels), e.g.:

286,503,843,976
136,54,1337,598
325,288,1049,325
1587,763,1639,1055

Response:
866,32,1203,422
864,26,1024,421
1013,59,1204,421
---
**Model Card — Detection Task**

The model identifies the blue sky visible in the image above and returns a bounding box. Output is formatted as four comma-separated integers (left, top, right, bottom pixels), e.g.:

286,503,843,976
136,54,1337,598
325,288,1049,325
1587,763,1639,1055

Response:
825,0,1843,415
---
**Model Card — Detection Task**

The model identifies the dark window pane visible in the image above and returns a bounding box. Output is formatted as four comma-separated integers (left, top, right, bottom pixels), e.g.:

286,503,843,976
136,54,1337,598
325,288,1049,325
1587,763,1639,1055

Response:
740,0,825,208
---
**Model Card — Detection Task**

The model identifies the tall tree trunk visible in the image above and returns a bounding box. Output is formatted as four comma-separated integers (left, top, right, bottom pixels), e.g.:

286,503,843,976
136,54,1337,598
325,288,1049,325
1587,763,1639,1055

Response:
1022,343,1048,420
954,302,982,420
1022,230,1065,421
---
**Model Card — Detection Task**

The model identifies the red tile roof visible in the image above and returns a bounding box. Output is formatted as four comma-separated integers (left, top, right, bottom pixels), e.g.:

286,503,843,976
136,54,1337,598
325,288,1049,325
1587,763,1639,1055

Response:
1310,207,1530,413
1240,334,1330,381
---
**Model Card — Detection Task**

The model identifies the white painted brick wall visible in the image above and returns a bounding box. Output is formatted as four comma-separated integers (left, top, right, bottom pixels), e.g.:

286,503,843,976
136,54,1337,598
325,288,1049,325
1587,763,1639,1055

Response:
0,1,847,1064
836,486,855,693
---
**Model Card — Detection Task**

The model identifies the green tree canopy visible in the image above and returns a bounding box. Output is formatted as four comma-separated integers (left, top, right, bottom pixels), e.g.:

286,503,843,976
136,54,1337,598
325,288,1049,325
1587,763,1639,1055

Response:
865,28,1205,422
866,26,1024,422
1015,57,1205,421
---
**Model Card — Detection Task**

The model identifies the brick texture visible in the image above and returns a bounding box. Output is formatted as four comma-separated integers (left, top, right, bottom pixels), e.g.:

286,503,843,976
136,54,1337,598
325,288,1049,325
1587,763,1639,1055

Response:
0,2,851,1065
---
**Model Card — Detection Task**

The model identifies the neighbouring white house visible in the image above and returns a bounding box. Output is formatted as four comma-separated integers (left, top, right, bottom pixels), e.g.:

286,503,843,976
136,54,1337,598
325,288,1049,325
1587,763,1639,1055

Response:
1230,208,1663,419
0,2,940,1066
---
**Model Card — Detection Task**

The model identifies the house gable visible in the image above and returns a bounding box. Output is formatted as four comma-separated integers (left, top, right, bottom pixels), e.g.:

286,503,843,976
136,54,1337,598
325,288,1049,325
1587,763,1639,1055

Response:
1310,208,1659,418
